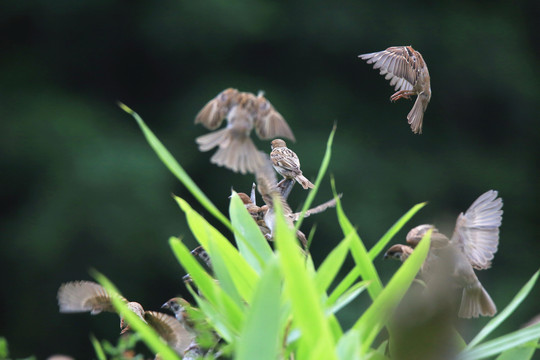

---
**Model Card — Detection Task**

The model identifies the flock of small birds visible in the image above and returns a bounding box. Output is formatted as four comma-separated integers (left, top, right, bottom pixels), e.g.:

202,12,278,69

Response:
56,46,504,358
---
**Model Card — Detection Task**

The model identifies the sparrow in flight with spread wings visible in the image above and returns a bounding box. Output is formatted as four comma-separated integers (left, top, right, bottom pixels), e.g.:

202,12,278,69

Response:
384,190,503,318
359,46,431,134
57,281,194,353
195,88,295,174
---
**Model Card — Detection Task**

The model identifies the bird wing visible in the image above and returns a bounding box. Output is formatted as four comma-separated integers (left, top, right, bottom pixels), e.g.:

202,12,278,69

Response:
195,88,239,130
254,95,295,141
451,190,503,270
359,46,419,92
58,281,124,314
271,148,301,173
145,311,195,354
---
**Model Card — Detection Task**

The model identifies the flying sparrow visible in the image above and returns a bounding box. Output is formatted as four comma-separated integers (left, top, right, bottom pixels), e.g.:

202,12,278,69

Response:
57,281,194,353
384,190,503,318
195,88,295,174
359,46,431,134
270,139,314,190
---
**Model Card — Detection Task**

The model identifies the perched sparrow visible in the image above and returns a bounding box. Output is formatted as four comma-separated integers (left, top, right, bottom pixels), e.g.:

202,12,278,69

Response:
195,88,295,174
384,190,503,318
254,158,308,247
359,46,431,134
57,281,194,353
162,297,198,333
270,139,314,190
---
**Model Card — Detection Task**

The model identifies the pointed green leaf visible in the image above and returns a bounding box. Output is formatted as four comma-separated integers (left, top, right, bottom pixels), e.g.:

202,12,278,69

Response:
368,202,427,260
314,232,354,294
236,259,282,360
467,270,540,348
118,102,231,229
229,191,273,273
336,329,362,360
274,201,337,360
295,124,336,231
326,281,369,316
459,323,540,360
354,230,431,354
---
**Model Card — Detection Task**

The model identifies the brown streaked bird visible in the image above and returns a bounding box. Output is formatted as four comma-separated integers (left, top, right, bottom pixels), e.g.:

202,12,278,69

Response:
195,88,295,174
359,46,431,134
254,156,308,247
384,190,503,318
270,139,314,190
57,281,194,353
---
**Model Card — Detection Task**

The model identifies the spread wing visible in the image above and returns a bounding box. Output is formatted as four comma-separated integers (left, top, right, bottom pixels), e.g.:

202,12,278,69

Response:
58,281,124,314
271,148,301,173
195,88,239,130
451,190,503,270
254,95,295,141
359,46,419,92
145,311,195,354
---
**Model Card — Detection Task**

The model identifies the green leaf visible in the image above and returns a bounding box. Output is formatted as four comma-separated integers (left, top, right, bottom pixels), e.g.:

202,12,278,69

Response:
459,323,540,360
368,202,427,260
174,196,258,304
331,178,383,300
273,201,337,360
118,102,231,229
467,270,540,348
91,271,181,360
0,337,9,358
236,258,282,360
353,229,431,354
326,281,369,316
314,232,354,294
229,191,273,273
336,329,361,360
495,339,538,360
294,124,336,231
89,334,107,360
168,237,244,338
327,267,361,305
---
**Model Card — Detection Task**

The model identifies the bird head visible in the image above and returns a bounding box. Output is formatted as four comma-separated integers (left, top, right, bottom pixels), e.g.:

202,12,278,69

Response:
384,244,414,262
271,139,286,149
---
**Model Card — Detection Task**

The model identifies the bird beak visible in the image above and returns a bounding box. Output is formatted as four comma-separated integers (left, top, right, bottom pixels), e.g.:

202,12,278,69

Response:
161,302,170,309
383,253,389,260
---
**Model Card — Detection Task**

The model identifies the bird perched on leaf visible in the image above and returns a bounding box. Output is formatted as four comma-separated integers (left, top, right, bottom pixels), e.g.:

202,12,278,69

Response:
195,88,295,174
384,190,503,318
359,46,431,134
57,281,194,353
270,139,314,190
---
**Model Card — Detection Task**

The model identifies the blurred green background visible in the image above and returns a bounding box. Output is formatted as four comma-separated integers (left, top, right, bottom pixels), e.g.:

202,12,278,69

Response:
1,0,539,358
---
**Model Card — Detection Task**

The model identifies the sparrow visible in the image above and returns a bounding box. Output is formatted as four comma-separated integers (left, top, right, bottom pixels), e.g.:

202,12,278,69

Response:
270,139,314,190
359,46,431,134
254,157,308,247
57,281,194,353
162,298,220,351
384,190,503,318
195,88,295,174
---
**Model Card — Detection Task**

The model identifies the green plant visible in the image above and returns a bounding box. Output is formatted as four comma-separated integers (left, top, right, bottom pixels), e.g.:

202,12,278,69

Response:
88,105,540,359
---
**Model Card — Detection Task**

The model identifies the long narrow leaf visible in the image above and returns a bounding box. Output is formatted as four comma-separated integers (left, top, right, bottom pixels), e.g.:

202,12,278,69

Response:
174,196,258,303
354,230,431,354
459,323,540,360
236,259,282,360
168,237,244,337
467,270,540,348
274,201,336,360
118,102,231,229
295,124,336,231
89,334,106,360
368,202,426,260
229,192,273,273
325,281,369,316
327,267,361,305
331,178,383,300
495,340,538,360
314,232,354,294
92,271,180,360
